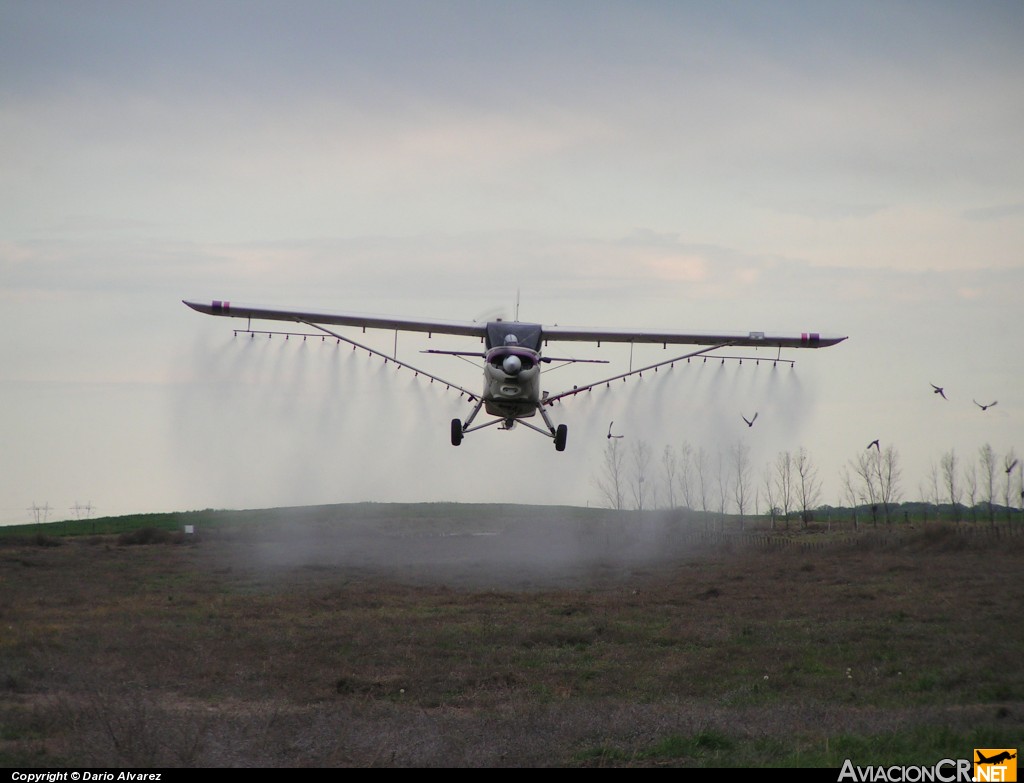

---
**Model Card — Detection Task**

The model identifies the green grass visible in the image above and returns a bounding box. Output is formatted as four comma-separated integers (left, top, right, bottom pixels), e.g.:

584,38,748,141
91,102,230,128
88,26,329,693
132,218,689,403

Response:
1,504,1021,766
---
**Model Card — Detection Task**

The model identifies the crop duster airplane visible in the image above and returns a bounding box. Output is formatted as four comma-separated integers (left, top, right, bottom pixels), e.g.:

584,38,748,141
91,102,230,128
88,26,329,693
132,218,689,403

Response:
184,299,846,452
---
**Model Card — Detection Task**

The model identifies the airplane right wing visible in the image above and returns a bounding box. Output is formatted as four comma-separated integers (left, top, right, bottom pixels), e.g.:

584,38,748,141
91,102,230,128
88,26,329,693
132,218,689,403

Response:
183,299,485,399
541,324,847,349
539,326,846,405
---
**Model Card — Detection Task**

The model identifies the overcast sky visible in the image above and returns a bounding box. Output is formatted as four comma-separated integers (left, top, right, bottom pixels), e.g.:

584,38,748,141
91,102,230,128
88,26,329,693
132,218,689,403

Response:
2,1,1022,524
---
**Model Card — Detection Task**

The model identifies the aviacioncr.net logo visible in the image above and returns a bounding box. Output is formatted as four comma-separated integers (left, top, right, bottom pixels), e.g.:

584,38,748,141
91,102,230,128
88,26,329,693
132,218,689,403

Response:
838,758,973,782
974,749,1017,782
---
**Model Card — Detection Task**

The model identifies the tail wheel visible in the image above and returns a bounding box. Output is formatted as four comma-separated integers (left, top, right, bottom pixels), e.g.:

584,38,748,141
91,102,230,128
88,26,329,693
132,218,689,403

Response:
554,424,568,452
451,418,464,446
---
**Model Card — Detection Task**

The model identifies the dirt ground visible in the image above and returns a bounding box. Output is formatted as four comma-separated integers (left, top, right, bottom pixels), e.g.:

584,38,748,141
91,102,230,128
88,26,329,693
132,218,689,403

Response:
1,506,1022,767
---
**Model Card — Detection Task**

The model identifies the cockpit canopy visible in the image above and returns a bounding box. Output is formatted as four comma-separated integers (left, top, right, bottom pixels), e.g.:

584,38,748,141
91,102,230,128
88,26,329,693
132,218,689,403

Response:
485,321,543,352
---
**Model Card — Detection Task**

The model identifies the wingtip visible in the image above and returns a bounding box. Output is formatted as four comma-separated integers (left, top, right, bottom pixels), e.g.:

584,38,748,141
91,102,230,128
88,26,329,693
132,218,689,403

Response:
182,299,219,315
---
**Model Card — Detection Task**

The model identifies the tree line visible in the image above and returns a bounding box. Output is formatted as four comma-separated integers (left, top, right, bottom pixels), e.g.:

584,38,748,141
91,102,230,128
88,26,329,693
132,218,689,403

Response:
593,439,1022,528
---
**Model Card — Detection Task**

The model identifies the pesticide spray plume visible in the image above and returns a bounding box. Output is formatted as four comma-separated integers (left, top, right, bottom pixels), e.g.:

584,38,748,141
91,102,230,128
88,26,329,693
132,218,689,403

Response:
170,322,823,588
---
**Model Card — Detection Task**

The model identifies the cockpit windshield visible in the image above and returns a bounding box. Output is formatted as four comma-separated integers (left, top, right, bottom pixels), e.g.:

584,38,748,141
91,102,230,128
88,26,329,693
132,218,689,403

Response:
485,321,543,352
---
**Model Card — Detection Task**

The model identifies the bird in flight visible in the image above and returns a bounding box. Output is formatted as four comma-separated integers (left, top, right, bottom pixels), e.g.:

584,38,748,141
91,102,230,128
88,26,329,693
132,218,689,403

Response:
742,413,758,428
867,439,880,450
974,400,997,411
930,384,947,400
1007,458,1019,475
607,421,624,439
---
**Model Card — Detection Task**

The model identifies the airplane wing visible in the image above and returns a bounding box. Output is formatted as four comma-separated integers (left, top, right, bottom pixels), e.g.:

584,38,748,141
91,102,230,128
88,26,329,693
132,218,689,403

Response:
537,325,846,405
183,298,486,399
184,299,846,349
182,300,487,339
541,325,846,349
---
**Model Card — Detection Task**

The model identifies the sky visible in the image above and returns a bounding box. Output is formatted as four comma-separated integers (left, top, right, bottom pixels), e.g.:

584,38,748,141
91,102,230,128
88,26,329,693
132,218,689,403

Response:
2,0,1022,524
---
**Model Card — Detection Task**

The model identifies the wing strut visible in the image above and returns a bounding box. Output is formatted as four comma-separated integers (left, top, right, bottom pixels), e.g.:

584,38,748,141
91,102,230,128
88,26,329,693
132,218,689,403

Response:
299,321,479,400
543,342,735,405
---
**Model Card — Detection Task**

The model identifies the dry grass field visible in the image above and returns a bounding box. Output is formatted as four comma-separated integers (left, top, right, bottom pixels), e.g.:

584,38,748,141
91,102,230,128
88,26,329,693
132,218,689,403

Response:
1,504,1021,767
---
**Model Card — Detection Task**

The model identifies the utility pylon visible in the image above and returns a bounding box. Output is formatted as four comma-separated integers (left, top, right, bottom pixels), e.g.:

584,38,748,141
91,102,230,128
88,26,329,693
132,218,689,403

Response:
70,501,95,520
28,502,51,524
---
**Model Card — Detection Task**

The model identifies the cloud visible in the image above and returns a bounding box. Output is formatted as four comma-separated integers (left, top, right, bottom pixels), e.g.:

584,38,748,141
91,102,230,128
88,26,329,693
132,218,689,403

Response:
962,203,1024,222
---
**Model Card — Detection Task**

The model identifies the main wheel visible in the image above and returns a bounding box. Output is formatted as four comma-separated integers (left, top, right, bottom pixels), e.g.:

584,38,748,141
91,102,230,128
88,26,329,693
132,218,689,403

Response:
451,418,464,446
554,424,568,452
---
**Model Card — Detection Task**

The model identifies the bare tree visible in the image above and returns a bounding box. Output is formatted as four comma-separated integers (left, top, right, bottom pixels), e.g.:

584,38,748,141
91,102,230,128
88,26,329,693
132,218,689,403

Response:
940,449,961,522
714,449,730,529
875,445,902,524
731,440,752,530
1017,457,1024,517
1018,459,1024,517
794,447,822,528
660,444,678,510
850,450,880,526
630,440,653,511
1004,449,1019,522
675,441,695,510
695,446,711,514
594,438,626,510
774,450,794,530
923,460,942,522
979,444,997,525
839,464,860,531
963,461,978,523
762,460,779,530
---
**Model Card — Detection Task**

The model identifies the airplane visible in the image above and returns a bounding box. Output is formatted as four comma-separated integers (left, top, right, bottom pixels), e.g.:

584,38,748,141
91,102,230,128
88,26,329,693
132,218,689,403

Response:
183,299,846,451
976,751,1016,765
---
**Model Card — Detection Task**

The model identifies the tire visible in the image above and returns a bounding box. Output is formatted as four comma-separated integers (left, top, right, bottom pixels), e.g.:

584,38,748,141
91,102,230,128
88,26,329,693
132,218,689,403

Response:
554,424,568,452
451,418,464,446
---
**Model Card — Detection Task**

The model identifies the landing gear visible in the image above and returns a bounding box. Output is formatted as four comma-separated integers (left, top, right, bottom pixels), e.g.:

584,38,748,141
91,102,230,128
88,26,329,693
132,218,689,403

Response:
554,424,568,452
450,401,567,449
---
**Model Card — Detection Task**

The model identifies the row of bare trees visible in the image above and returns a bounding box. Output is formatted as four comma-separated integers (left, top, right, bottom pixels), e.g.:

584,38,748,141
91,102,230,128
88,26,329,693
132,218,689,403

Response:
920,444,1020,524
593,439,823,528
840,445,902,526
593,439,1022,526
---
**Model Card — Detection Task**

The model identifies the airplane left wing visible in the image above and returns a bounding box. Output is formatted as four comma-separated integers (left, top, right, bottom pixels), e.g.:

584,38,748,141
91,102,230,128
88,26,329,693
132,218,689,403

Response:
182,300,487,339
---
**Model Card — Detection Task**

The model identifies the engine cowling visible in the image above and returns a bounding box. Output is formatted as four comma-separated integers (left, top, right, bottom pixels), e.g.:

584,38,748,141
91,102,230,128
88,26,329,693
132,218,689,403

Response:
502,354,522,375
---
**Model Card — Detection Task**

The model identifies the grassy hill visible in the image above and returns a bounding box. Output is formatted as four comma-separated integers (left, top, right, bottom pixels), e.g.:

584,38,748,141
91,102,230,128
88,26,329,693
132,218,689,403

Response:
1,503,1021,766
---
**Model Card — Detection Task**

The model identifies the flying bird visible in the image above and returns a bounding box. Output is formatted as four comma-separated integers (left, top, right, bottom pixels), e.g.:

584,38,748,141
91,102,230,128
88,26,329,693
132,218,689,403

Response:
867,439,880,450
1006,458,1019,475
930,383,947,400
974,400,997,411
607,421,623,439
742,412,758,428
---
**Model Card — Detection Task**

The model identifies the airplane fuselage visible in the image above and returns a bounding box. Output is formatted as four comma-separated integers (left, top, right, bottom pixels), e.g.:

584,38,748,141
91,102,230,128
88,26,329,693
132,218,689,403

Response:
482,344,542,419
479,320,546,420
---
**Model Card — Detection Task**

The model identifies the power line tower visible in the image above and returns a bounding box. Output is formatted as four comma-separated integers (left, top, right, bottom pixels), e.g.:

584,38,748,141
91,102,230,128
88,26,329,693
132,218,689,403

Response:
28,502,52,525
70,501,97,533
70,501,95,520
